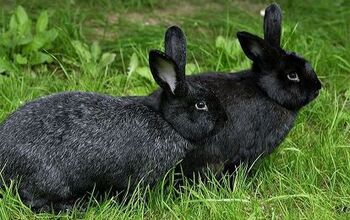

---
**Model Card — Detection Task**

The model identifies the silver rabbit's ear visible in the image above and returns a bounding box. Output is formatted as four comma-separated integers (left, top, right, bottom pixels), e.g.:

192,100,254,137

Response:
263,3,282,48
164,26,187,74
149,50,187,96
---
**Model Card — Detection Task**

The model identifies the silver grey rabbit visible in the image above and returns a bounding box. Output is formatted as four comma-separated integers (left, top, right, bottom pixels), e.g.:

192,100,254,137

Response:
0,50,227,210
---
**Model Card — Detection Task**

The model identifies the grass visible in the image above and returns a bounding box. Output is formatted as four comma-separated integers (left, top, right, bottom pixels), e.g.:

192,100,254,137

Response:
0,0,349,219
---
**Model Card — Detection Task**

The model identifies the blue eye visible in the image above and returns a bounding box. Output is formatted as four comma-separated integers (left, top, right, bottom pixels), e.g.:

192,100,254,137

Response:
287,72,300,82
195,101,208,111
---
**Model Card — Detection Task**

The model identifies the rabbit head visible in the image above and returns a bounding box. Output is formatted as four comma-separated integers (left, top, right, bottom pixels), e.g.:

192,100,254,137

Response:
237,3,321,110
149,37,227,142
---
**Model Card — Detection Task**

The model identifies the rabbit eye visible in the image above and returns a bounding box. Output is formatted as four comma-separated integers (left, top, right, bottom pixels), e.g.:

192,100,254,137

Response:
195,101,208,111
287,72,300,82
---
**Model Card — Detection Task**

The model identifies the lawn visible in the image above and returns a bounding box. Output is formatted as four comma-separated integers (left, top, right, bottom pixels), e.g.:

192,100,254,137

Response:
0,0,349,219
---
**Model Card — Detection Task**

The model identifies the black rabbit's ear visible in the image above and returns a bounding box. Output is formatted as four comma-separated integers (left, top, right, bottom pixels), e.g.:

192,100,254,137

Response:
263,3,282,48
164,26,187,74
149,50,187,96
237,31,272,63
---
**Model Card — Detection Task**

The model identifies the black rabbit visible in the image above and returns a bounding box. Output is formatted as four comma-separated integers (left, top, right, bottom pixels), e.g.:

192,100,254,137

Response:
0,50,227,210
155,3,322,177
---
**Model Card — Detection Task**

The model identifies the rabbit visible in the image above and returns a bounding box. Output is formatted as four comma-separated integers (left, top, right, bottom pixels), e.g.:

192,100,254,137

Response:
153,3,322,178
0,50,227,211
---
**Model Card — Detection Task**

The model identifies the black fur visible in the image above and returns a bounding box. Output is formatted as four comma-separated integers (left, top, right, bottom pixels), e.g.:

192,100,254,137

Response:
165,26,187,74
0,51,227,210
160,4,322,177
263,3,282,48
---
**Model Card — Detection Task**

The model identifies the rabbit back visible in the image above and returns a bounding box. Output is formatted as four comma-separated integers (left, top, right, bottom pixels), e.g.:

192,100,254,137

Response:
0,92,188,204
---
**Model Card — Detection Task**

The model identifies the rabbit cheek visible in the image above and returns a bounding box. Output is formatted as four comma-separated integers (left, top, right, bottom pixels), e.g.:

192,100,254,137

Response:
289,86,309,108
164,110,213,141
290,78,318,107
182,112,216,141
258,74,305,110
189,113,215,139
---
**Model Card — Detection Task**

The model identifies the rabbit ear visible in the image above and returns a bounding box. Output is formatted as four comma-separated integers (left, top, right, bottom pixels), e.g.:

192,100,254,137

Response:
164,26,187,74
237,31,272,63
263,3,282,48
149,50,187,96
